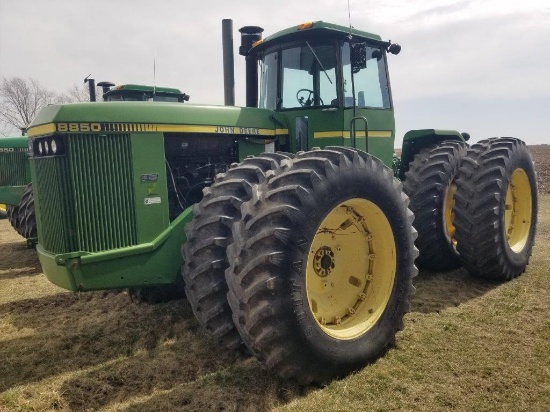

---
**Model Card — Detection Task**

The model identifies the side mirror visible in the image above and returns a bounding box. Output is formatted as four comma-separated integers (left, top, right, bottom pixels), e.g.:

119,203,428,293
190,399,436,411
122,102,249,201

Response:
351,43,367,74
388,43,401,55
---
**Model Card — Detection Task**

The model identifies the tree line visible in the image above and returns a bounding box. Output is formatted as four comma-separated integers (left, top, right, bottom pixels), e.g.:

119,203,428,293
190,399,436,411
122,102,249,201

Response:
0,76,94,136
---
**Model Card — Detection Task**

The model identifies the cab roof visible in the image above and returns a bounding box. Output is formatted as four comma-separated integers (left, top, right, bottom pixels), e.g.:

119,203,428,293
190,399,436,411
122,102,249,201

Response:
105,84,184,96
251,21,386,54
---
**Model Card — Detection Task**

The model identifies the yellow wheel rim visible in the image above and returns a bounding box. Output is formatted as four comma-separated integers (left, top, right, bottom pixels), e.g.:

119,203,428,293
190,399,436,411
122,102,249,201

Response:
306,198,396,340
443,181,457,244
505,168,532,253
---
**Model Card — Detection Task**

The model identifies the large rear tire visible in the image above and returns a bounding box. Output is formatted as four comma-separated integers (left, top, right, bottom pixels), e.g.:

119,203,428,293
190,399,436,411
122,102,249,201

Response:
226,147,418,384
403,140,467,271
6,183,36,239
453,138,538,281
6,204,19,229
182,153,293,350
17,183,37,239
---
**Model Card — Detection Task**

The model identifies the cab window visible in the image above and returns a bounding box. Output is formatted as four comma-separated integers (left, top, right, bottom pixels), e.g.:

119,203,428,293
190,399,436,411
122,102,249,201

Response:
279,43,337,109
342,43,391,109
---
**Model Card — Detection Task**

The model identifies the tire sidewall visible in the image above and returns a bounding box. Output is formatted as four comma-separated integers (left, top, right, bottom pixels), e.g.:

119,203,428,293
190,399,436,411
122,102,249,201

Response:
499,146,538,268
284,161,413,367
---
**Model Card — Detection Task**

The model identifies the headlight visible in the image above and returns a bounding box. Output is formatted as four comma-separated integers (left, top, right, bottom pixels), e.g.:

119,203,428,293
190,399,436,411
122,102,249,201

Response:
50,138,57,154
38,141,44,155
44,140,50,155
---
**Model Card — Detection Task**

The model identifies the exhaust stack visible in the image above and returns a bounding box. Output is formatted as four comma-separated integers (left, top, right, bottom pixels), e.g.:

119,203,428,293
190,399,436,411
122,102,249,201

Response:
222,19,235,106
84,75,96,102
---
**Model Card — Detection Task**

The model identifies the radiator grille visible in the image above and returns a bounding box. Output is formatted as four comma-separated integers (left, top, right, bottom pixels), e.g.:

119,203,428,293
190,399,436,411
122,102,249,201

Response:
34,134,137,253
0,150,28,186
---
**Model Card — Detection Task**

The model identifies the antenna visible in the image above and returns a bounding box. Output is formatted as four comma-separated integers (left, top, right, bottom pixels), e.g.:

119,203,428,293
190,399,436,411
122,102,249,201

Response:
347,0,353,39
153,53,156,96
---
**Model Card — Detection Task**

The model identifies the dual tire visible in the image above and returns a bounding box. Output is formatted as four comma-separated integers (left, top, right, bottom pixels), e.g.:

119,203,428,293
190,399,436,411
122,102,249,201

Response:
405,137,537,281
453,138,538,281
183,148,418,383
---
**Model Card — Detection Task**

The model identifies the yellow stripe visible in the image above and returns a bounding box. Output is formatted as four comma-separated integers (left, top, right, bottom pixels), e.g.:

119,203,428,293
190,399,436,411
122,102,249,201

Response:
314,130,393,139
154,124,286,136
28,122,289,137
27,123,56,137
315,131,345,138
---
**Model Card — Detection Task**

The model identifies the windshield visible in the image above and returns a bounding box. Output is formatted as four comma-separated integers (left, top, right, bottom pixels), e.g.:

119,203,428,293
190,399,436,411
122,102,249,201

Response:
259,43,337,110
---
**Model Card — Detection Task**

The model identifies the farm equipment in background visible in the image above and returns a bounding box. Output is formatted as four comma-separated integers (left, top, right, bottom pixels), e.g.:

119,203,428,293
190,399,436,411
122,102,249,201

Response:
0,83,190,242
24,20,538,384
0,136,35,240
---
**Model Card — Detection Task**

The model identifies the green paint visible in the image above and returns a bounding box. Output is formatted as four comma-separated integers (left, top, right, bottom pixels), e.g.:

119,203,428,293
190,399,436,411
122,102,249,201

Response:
37,206,192,291
131,133,170,242
0,136,31,206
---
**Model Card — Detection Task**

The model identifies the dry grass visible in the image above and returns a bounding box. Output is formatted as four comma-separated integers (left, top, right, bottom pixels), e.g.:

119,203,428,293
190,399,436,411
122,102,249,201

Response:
0,197,548,412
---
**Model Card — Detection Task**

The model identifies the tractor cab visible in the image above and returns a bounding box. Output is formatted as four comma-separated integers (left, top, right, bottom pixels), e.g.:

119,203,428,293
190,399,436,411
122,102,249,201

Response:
243,21,400,166
101,83,190,103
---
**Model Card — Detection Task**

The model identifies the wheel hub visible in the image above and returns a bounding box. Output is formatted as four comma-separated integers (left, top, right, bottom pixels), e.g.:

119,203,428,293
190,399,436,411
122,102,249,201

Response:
313,246,335,277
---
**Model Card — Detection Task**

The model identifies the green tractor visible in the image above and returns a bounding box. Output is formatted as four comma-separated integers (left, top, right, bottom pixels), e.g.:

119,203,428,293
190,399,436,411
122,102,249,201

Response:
0,136,35,239
0,82,189,241
24,20,538,384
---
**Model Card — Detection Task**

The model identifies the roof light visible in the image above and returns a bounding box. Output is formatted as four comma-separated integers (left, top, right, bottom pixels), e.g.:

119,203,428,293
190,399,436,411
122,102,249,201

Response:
298,22,313,30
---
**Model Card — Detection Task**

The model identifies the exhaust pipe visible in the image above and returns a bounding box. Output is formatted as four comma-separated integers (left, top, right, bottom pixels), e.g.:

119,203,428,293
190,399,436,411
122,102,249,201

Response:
84,75,96,102
222,19,235,106
239,25,263,108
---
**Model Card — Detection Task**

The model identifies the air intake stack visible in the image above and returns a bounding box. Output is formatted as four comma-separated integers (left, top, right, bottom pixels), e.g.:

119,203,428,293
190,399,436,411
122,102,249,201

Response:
239,25,263,108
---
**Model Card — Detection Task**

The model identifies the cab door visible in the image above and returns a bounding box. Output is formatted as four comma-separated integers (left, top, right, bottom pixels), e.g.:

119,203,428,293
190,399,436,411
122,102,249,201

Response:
342,42,396,167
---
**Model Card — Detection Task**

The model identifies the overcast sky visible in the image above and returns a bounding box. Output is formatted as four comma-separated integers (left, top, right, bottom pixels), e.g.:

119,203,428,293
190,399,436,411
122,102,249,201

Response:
1,0,549,146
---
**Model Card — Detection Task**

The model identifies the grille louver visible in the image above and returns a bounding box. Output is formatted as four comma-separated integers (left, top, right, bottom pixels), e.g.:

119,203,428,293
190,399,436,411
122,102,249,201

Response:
34,134,137,253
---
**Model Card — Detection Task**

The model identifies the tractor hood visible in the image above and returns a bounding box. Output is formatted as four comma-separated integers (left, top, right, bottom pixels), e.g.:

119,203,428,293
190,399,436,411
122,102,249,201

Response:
27,102,282,137
0,136,28,148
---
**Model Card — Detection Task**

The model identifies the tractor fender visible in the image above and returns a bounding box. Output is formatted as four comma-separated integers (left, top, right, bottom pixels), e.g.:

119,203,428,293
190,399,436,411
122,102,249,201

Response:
398,129,467,180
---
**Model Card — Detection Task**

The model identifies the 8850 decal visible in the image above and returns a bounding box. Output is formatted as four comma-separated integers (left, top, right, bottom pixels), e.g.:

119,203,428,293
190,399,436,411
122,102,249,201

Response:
57,123,102,132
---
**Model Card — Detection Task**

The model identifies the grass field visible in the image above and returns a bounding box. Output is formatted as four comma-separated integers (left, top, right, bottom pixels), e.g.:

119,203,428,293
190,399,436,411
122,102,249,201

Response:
0,196,548,412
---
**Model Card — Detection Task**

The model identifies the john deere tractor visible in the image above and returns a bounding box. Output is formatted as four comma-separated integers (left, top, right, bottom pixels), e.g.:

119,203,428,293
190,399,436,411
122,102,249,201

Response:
24,20,538,384
0,83,189,241
0,136,35,239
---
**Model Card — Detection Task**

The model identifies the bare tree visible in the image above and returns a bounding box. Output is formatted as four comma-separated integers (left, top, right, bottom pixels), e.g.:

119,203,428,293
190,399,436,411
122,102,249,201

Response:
62,84,96,103
0,77,58,134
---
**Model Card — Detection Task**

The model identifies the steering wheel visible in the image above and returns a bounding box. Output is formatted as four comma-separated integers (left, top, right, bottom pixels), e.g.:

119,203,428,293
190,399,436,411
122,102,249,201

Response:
296,89,324,107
